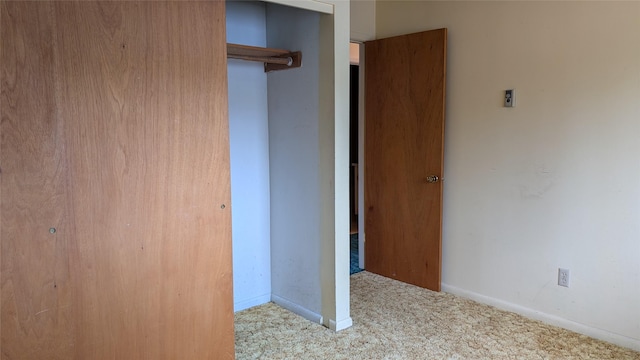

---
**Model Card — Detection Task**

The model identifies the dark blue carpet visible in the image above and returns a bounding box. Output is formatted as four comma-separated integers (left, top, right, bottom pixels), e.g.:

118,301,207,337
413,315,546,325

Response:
350,233,363,275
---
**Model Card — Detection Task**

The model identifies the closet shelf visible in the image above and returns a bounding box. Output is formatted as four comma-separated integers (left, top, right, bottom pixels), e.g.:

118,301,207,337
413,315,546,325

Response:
227,43,302,72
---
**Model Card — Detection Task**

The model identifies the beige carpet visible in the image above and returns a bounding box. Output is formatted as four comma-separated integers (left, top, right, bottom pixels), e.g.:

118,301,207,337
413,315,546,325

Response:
235,272,640,359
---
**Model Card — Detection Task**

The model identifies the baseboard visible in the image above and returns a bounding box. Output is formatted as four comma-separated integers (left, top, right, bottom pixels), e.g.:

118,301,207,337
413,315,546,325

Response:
271,294,323,325
441,283,640,352
329,317,353,331
234,294,272,313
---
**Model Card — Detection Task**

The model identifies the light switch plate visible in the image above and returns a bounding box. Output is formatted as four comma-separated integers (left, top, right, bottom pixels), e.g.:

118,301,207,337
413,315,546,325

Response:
505,89,515,107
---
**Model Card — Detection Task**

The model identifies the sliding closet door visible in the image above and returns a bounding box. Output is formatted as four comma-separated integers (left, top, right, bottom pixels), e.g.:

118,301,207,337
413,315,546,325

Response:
1,1,233,359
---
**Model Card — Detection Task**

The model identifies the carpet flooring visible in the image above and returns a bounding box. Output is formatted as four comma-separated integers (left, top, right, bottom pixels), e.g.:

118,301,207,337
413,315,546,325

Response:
235,271,640,359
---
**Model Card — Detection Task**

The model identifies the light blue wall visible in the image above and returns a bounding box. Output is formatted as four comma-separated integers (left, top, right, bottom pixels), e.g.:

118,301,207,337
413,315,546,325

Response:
266,4,323,320
226,1,271,312
227,1,327,321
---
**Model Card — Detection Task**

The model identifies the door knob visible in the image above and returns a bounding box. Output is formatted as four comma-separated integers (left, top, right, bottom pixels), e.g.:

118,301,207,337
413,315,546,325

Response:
425,175,439,183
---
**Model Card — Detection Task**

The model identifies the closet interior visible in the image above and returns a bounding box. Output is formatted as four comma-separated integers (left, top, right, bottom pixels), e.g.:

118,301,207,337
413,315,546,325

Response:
226,0,326,322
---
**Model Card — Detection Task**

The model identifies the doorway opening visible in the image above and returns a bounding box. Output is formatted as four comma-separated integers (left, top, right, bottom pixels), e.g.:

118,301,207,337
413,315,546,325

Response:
349,42,363,275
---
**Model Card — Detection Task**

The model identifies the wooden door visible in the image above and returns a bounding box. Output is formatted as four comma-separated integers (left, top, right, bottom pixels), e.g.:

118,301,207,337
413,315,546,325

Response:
364,29,447,291
1,1,234,359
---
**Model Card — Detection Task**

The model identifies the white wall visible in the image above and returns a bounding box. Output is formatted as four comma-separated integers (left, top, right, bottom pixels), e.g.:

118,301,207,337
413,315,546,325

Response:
266,3,324,321
226,1,272,312
351,0,375,41
376,0,640,350
322,0,353,331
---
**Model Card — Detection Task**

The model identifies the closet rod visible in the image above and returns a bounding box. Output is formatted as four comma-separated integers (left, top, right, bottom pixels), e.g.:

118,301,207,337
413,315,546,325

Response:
227,43,302,72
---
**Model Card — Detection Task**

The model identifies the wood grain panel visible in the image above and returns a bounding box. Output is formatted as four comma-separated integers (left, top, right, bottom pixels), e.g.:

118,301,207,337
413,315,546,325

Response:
364,29,447,291
1,1,234,358
1,3,76,358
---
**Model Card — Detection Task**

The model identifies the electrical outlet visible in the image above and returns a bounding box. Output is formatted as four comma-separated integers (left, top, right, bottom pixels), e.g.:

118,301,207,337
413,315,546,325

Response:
558,268,570,287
